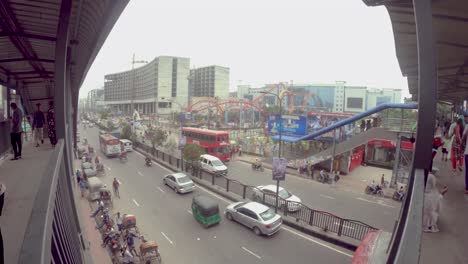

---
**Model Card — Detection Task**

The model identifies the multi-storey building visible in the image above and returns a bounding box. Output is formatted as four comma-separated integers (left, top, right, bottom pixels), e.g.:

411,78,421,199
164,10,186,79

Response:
241,81,402,114
86,88,104,113
189,65,230,99
104,56,190,115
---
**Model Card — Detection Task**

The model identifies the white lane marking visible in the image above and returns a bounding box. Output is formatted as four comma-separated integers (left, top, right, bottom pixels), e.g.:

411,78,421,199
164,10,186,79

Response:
357,197,396,208
107,167,111,171
187,210,193,215
161,232,174,245
319,194,335,200
157,186,165,193
281,226,353,258
137,171,144,177
241,246,261,259
132,199,140,207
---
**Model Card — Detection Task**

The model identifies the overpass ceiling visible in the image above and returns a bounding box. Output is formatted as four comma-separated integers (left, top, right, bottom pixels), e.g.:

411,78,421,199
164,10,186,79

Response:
363,0,468,103
0,0,128,112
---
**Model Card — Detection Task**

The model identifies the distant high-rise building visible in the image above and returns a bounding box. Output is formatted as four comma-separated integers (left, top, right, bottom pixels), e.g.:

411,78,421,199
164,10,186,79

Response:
104,56,190,115
189,66,229,99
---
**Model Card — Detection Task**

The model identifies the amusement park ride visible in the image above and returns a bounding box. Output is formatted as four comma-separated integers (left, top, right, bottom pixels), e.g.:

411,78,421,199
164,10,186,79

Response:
183,83,326,117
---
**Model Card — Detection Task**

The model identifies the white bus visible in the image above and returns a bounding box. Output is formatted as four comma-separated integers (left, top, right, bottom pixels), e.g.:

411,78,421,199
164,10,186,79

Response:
99,134,121,157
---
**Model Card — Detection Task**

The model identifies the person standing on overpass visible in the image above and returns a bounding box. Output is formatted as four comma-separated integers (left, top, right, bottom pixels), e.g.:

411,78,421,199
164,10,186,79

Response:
32,103,45,147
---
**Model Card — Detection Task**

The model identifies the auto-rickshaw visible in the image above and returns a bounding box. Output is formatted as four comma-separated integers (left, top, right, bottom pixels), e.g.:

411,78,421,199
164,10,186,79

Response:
96,163,105,175
121,214,139,234
87,177,103,201
100,188,113,208
77,146,86,159
139,241,162,264
191,195,220,227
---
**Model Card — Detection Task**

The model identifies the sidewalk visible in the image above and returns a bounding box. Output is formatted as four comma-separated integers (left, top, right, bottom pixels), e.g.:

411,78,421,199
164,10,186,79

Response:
0,140,53,264
237,153,395,198
420,157,468,263
72,159,112,264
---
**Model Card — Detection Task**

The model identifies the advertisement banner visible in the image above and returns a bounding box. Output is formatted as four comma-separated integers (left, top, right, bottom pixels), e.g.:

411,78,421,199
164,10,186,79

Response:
272,157,287,181
268,114,307,136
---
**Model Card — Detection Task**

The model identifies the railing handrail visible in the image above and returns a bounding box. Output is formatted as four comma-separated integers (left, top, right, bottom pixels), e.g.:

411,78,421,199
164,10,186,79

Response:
272,103,418,142
18,139,64,264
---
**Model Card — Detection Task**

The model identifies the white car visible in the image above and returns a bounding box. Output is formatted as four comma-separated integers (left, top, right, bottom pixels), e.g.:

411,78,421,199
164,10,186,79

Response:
225,201,282,236
252,185,302,212
163,172,195,194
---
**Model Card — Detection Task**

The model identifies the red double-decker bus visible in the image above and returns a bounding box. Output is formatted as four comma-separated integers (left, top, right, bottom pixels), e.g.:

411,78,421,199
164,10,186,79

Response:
181,127,230,161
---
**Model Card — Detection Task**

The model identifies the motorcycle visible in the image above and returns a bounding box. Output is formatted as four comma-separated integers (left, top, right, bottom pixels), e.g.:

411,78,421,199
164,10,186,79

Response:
392,191,405,201
145,158,152,167
251,163,264,172
365,185,384,197
317,172,340,184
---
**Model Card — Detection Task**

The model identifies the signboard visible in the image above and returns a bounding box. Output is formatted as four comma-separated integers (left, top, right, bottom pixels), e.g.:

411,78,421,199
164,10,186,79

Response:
181,112,192,121
272,157,287,181
267,114,307,136
179,136,186,149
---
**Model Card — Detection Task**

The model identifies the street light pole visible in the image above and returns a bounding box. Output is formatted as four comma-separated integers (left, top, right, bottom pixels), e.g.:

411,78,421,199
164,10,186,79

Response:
260,89,289,213
275,93,282,213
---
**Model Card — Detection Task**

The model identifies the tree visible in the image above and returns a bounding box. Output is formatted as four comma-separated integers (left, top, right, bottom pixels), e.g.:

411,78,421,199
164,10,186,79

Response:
183,143,206,165
107,120,116,131
147,127,168,149
121,123,132,140
99,109,110,120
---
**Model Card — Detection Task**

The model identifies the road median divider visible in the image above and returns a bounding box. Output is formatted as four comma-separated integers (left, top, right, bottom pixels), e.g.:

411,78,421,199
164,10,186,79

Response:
133,141,373,252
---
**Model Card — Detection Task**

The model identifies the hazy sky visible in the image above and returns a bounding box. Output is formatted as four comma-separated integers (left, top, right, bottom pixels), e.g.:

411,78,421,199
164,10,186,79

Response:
79,0,408,98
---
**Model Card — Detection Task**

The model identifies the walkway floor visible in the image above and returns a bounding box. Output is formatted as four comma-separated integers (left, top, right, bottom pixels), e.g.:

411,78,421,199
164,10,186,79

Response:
420,156,468,264
0,139,111,263
0,139,53,264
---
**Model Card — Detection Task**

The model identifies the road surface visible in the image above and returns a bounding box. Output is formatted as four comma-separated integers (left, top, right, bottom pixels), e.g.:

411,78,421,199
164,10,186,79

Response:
81,125,352,264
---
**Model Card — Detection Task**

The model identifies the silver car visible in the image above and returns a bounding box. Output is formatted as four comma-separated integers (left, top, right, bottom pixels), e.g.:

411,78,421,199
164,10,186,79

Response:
163,172,195,194
224,201,282,236
252,185,302,212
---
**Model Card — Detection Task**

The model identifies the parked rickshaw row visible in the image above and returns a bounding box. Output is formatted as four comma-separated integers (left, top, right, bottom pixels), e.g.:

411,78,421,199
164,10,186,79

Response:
77,141,161,263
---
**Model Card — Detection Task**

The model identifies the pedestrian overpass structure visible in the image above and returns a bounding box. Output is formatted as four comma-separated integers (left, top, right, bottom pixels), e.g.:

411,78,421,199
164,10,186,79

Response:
0,1,129,263
0,0,466,263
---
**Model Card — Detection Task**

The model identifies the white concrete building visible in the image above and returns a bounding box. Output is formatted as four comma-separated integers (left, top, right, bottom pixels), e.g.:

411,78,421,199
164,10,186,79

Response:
189,65,230,99
104,56,190,115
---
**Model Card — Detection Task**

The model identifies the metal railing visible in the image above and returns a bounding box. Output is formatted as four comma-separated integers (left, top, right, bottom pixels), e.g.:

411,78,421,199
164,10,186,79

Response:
18,139,84,264
133,141,377,241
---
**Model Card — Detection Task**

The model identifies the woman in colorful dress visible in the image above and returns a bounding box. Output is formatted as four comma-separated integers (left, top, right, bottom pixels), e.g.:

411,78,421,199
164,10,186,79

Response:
47,101,57,147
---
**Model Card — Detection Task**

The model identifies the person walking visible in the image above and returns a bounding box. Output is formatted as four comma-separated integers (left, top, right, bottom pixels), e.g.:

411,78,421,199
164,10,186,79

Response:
462,123,468,194
32,103,45,147
450,118,464,174
360,120,365,133
47,101,57,147
112,178,120,198
10,103,23,160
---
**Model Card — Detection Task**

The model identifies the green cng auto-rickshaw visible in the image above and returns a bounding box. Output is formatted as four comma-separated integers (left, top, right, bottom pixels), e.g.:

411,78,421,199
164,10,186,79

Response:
192,195,220,227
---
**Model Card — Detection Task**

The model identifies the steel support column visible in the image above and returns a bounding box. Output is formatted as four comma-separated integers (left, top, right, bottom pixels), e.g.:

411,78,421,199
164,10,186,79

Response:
388,0,437,263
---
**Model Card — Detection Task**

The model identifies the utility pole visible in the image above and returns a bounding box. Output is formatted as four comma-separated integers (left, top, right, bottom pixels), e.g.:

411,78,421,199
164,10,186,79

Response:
129,54,148,132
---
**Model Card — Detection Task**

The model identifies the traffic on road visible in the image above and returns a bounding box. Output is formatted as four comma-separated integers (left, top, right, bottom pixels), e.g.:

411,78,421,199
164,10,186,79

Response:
79,125,353,263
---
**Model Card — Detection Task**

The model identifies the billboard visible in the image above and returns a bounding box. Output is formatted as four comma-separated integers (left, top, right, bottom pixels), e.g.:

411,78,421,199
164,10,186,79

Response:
272,157,287,181
268,114,307,136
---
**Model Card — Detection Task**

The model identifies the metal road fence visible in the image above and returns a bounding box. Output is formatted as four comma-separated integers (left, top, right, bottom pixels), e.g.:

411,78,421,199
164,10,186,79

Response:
134,141,378,241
